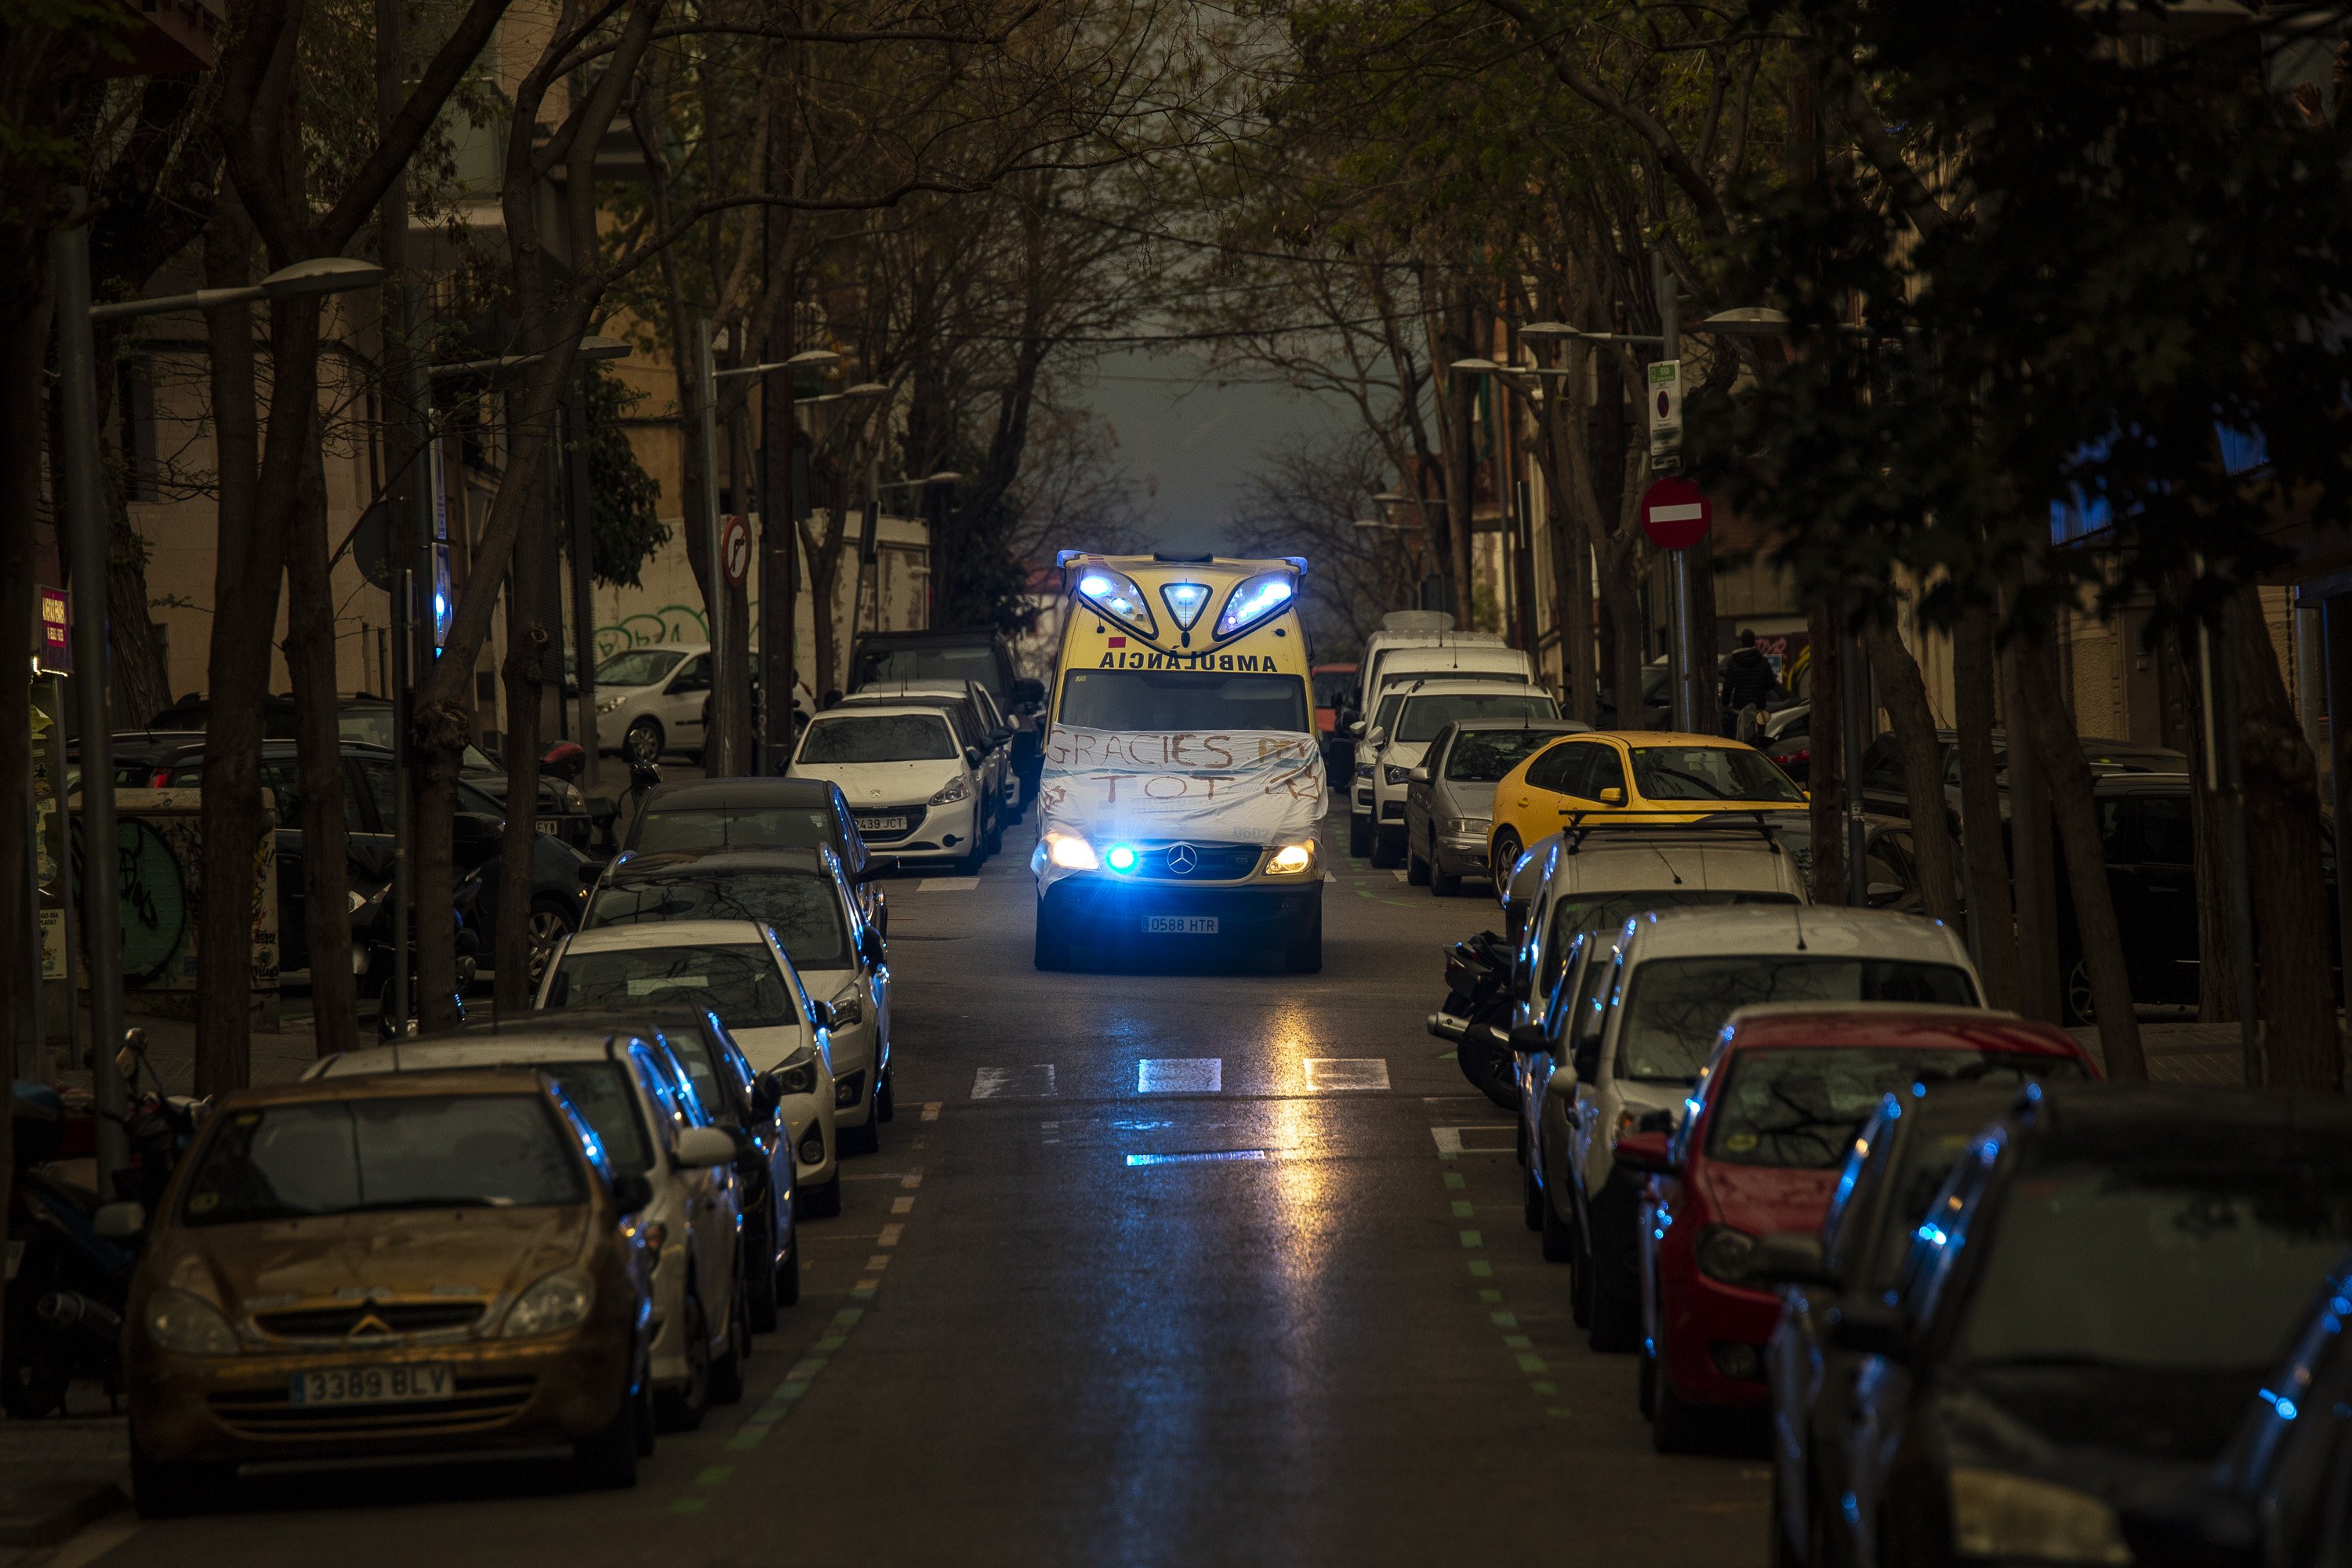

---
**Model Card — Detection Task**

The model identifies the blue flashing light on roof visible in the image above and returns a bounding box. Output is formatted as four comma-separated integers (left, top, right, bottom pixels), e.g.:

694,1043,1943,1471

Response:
1161,581,1212,630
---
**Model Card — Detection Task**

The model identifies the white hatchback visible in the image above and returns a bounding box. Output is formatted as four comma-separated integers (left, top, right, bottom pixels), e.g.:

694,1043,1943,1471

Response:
789,704,987,873
593,644,713,761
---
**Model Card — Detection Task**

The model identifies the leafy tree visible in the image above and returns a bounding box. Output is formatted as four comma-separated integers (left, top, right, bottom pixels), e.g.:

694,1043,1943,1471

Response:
579,361,668,589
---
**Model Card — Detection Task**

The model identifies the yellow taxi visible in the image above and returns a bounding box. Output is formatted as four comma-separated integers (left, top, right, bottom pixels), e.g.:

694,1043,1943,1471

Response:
1486,730,1807,873
120,1069,656,1514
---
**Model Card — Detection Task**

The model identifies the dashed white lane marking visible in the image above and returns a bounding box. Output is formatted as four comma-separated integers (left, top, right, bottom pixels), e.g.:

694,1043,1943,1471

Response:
917,877,980,891
891,1196,916,1214
1430,1127,1465,1156
1391,869,1410,883
1303,1058,1392,1092
866,1254,891,1269
878,1223,905,1246
973,1064,1056,1099
901,1172,924,1189
1138,1057,1222,1094
1041,1120,1061,1145
920,1101,942,1122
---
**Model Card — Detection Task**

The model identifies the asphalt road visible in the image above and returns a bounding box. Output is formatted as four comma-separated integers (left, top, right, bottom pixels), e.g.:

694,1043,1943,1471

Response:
60,804,1768,1568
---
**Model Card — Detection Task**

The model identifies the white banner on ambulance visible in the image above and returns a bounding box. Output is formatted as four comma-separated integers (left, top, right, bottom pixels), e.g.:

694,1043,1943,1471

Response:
1033,724,1326,890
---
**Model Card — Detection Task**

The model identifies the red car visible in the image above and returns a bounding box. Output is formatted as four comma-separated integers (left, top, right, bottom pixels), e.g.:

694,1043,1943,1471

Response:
1613,1003,2097,1453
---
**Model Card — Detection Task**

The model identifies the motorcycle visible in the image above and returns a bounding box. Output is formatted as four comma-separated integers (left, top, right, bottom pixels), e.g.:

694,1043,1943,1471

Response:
1427,929,1522,1112
5,1032,204,1417
354,872,479,1039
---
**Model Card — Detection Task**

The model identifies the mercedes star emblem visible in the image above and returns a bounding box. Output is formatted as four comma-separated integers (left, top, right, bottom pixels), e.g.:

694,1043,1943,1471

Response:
1166,844,1197,875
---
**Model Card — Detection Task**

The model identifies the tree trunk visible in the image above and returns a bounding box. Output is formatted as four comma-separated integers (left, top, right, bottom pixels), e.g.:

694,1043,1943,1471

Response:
193,198,272,1098
1863,619,1962,924
1808,602,1848,905
2226,589,2339,1091
1687,534,1721,731
285,405,357,1058
2002,632,2062,1022
1952,604,2019,1009
2165,616,2238,1024
802,495,848,703
106,504,172,722
2016,638,2144,1076
495,619,546,1018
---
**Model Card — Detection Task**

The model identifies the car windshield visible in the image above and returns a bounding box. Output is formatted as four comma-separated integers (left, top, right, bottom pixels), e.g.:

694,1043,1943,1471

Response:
1617,957,1978,1082
1397,692,1556,742
1708,1049,2085,1169
597,648,686,688
1554,890,1796,946
799,714,956,763
1449,729,1570,782
856,644,1001,698
1057,669,1309,733
1962,1154,2352,1373
180,1095,584,1225
586,871,851,968
546,943,798,1030
1373,692,1405,735
1629,745,1805,803
631,805,833,855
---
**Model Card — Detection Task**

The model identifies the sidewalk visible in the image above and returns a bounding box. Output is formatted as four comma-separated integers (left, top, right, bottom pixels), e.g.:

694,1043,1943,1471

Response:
2068,1021,2352,1085
0,1410,125,1559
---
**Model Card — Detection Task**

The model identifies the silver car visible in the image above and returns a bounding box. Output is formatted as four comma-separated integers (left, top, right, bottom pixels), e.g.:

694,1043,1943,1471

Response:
1403,718,1588,895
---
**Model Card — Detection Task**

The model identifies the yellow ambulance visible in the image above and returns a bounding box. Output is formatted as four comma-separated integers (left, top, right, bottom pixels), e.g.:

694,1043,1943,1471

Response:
1031,553,1326,971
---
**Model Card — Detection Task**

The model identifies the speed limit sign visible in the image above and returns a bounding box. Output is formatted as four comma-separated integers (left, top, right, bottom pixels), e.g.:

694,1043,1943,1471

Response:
720,514,751,587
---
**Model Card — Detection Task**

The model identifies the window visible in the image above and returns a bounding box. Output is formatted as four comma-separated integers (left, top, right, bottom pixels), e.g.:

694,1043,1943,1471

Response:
668,655,710,694
1446,728,1567,783
1312,670,1357,710
181,1094,584,1225
632,805,833,855
1707,1047,2084,1169
586,869,852,968
538,1062,656,1174
798,714,957,764
1523,739,1584,793
1057,669,1310,733
596,648,684,688
1584,745,1627,800
1395,692,1558,742
1617,956,1979,1082
856,644,1002,699
1628,746,1804,803
546,943,799,1030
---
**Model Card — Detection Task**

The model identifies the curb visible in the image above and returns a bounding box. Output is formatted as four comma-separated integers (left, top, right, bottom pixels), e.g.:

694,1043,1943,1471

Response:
0,1479,129,1549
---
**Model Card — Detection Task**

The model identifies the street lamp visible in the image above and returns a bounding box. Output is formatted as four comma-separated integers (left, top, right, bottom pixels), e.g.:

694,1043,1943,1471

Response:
51,213,382,1174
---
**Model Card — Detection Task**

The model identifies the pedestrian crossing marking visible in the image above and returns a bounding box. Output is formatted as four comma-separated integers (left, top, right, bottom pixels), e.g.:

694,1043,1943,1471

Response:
916,877,980,891
972,1063,1056,1099
1303,1057,1390,1093
1137,1057,1221,1094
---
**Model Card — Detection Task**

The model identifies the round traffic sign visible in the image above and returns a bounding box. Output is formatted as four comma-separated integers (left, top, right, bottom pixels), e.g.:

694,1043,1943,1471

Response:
1639,476,1711,551
720,514,752,587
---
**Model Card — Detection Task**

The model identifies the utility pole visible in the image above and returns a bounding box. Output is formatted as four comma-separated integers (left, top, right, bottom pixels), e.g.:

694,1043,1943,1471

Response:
697,317,728,772
759,45,799,775
567,377,598,787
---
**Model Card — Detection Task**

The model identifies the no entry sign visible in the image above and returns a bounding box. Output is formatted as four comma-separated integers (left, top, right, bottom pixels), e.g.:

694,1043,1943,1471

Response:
1639,476,1711,551
720,514,752,587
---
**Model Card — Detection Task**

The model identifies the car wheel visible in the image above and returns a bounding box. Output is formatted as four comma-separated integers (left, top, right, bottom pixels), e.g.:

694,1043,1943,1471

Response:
1406,838,1431,886
1590,1267,1639,1352
709,1276,749,1406
1638,1338,1658,1420
1370,823,1404,869
526,895,577,990
1652,1371,1712,1455
983,803,1004,855
875,1066,895,1122
1283,898,1323,975
801,1171,842,1218
746,1220,780,1333
572,1368,641,1490
130,1442,232,1519
1522,1162,1544,1232
2063,956,2096,1025
654,1290,711,1432
1541,1179,1577,1265
1769,1456,1809,1568
1569,1220,1595,1321
1432,858,1463,898
623,717,664,765
1033,901,1069,971
957,829,986,875
775,1218,801,1308
632,1371,656,1457
1490,830,1523,885
840,1101,880,1154
1348,812,1370,858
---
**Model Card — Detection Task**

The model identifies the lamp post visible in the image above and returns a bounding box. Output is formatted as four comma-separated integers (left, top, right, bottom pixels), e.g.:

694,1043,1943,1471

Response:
53,215,381,1176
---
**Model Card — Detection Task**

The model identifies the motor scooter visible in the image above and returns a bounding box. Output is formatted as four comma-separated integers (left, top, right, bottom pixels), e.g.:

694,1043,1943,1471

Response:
1427,929,1521,1112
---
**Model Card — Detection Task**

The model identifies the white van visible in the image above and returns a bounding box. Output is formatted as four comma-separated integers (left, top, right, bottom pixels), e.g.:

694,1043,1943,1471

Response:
1349,644,1540,856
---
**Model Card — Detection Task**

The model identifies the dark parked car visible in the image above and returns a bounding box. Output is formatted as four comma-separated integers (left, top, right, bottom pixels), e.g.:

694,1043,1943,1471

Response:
1854,728,2185,824
618,776,891,934
1797,1082,2352,1568
848,629,1047,801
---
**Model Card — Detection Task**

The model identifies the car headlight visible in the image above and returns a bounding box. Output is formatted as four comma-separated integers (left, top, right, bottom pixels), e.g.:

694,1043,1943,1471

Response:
1445,816,1491,838
1044,830,1098,870
1355,764,1373,781
1266,842,1316,876
501,1268,595,1338
928,775,971,806
1948,1468,2130,1564
145,1288,238,1355
1383,764,1414,786
1694,1225,1758,1284
775,1044,819,1097
597,695,627,714
826,989,864,1029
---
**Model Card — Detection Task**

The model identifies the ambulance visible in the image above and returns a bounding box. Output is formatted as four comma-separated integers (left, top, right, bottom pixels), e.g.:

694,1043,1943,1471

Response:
1031,553,1326,972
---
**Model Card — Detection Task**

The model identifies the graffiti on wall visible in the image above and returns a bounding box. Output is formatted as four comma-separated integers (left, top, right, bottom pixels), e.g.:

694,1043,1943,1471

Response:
97,789,279,994
593,605,771,666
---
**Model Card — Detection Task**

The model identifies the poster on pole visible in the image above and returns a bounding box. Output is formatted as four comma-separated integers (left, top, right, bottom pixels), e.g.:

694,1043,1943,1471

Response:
1648,360,1682,470
36,588,70,673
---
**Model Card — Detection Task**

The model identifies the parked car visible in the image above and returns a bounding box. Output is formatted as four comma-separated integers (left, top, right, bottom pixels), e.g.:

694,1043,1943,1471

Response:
1800,1083,2352,1568
582,846,890,1157
617,775,892,935
1359,679,1562,868
833,679,1014,847
1404,717,1592,895
335,696,599,850
1487,731,1809,877
1348,641,1537,857
313,1025,751,1435
591,644,713,761
122,1068,659,1513
1853,727,2185,825
788,703,990,874
849,627,1046,803
1614,1004,2095,1453
1545,904,1984,1353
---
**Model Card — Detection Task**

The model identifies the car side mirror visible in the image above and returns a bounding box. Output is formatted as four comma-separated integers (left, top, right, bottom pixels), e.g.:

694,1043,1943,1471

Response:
809,1000,837,1031
1507,1021,1550,1056
1346,720,1365,737
612,1172,654,1215
672,1127,737,1170
1598,786,1625,806
1572,1038,1601,1085
964,746,982,768
752,1071,783,1116
94,1201,146,1238
1407,766,1431,785
991,728,1012,747
1826,1301,1918,1363
1867,880,1905,908
1544,1062,1578,1100
858,927,885,966
1613,1130,1675,1176
1748,1231,1839,1288
854,856,898,882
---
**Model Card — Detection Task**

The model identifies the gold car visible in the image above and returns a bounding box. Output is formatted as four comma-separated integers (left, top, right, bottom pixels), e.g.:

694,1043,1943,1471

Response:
1486,730,1808,873
121,1069,656,1515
